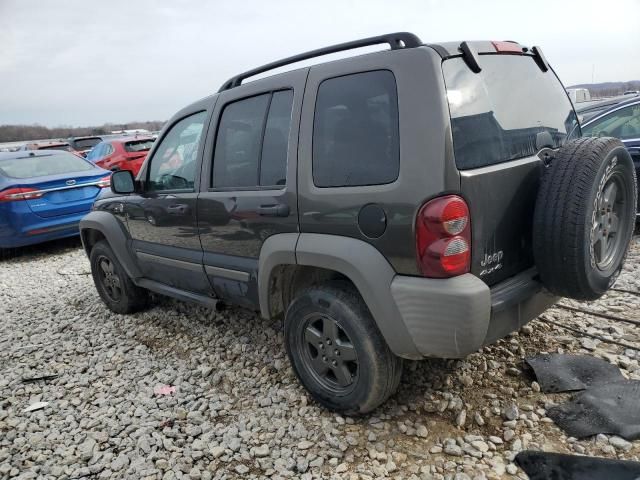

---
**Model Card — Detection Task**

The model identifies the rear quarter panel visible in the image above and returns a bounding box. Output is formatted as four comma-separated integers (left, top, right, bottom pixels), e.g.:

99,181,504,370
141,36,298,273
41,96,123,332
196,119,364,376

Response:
297,46,458,275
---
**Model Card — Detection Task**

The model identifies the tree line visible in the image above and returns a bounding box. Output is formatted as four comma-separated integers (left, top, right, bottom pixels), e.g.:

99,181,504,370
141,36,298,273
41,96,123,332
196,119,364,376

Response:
0,121,166,143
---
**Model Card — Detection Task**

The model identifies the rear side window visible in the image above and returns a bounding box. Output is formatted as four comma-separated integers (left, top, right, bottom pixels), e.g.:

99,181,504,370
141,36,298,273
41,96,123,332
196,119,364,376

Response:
313,70,399,187
212,90,293,188
0,153,93,178
443,55,579,170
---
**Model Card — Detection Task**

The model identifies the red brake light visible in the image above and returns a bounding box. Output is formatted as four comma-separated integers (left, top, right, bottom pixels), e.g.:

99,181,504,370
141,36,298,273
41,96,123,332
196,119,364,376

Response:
97,175,111,188
491,41,523,54
416,195,471,278
0,187,44,203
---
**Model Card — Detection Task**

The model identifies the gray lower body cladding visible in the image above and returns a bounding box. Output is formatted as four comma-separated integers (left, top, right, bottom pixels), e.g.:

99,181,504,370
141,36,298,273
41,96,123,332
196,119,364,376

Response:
390,268,557,359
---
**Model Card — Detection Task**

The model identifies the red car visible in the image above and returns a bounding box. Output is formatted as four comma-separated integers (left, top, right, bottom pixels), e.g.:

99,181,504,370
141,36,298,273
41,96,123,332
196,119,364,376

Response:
86,136,155,176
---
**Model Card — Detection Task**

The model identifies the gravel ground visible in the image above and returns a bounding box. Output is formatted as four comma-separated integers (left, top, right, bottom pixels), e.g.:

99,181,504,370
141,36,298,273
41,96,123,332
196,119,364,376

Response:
1,235,639,480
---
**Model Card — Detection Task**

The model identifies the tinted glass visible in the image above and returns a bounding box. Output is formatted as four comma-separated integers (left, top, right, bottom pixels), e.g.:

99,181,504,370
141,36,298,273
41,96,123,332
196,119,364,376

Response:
148,111,206,191
0,153,94,178
313,70,399,187
125,139,155,152
443,55,579,170
260,90,293,186
39,144,71,151
213,94,270,188
582,103,640,140
73,138,101,150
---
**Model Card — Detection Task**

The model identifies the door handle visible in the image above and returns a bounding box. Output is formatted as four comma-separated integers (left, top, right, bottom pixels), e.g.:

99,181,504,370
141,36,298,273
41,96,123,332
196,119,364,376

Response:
167,204,188,215
257,204,290,217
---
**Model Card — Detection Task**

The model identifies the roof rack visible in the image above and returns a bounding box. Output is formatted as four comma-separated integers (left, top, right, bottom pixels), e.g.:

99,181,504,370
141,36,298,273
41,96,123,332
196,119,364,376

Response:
218,32,422,92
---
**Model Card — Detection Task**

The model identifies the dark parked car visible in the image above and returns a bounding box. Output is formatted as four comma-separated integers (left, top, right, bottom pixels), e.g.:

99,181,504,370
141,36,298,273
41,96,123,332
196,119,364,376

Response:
582,95,640,214
575,93,639,123
86,136,155,176
80,33,637,414
0,150,111,249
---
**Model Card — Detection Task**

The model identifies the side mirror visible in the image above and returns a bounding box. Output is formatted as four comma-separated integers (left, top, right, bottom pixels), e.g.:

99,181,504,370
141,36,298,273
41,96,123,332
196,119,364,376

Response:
111,170,136,194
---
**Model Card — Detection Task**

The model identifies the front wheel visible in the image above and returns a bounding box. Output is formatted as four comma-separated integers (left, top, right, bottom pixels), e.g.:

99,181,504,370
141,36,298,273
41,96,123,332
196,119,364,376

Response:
90,240,148,314
285,281,402,415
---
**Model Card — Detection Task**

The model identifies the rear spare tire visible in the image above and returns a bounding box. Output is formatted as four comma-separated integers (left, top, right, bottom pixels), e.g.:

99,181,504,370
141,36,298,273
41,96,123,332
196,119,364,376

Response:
533,137,637,300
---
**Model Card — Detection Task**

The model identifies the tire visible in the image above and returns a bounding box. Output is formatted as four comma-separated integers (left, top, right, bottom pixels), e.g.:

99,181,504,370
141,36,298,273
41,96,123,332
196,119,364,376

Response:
533,137,637,300
90,240,148,314
284,281,402,414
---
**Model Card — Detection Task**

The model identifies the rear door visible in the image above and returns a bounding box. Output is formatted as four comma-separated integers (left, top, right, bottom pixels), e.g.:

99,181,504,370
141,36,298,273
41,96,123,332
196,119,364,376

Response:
126,108,211,294
442,53,580,285
197,70,304,307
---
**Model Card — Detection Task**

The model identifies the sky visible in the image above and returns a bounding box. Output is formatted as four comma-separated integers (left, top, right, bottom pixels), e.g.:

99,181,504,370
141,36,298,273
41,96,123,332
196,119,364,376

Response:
1,0,639,127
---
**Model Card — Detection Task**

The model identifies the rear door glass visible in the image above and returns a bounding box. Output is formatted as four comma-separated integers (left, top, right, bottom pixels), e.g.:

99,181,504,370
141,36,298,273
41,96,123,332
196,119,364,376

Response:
312,70,399,187
443,55,579,170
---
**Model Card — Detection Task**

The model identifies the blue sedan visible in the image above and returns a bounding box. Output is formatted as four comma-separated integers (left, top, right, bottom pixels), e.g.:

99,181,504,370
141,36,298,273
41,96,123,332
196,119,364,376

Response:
0,150,111,248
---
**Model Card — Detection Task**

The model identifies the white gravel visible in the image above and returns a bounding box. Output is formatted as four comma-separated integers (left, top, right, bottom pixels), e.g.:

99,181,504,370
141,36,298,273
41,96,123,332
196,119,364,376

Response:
1,235,639,479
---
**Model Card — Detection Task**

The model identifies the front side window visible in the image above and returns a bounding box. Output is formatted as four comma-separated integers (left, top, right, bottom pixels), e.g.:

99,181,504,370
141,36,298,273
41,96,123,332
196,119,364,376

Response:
582,103,640,140
147,111,207,191
312,70,400,187
212,90,293,189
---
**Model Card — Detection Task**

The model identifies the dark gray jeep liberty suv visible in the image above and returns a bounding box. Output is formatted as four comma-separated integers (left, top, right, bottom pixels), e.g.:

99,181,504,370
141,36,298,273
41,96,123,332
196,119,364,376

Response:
81,33,637,414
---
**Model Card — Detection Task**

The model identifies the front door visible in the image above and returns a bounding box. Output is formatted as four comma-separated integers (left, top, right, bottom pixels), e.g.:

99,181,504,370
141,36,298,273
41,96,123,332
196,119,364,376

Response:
197,70,306,307
126,108,211,294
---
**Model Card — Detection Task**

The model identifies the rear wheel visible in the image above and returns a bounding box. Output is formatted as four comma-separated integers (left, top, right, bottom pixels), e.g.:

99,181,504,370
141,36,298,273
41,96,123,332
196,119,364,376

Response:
533,137,637,300
285,281,402,414
90,240,148,313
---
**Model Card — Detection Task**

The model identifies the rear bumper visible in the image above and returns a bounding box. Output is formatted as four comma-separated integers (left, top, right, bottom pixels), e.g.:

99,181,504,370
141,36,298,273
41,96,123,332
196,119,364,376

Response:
390,269,557,358
0,215,84,248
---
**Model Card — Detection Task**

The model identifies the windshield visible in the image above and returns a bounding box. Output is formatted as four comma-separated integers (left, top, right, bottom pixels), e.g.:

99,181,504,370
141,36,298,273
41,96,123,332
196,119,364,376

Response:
0,153,94,178
443,55,579,170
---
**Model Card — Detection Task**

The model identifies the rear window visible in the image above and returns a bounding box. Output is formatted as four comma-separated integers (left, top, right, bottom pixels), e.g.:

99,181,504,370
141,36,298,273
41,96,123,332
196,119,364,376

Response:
125,139,155,152
38,144,71,151
0,153,94,179
443,55,579,170
72,138,101,150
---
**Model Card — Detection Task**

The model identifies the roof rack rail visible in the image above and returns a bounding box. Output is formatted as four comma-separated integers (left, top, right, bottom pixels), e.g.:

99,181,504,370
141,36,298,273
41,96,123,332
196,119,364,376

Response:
218,32,422,92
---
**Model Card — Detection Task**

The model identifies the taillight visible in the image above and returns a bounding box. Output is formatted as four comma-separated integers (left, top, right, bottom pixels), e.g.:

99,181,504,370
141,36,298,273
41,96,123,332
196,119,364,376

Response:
0,187,44,203
97,175,111,188
416,195,471,278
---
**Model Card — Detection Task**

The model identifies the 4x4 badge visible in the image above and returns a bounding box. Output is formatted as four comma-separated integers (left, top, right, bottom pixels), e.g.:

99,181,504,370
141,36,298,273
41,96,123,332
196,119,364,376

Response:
480,250,504,276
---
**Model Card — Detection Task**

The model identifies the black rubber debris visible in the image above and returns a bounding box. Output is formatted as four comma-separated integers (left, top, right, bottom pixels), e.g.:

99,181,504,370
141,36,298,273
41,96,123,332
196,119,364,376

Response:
547,380,640,440
22,374,59,383
525,354,625,393
516,451,640,480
